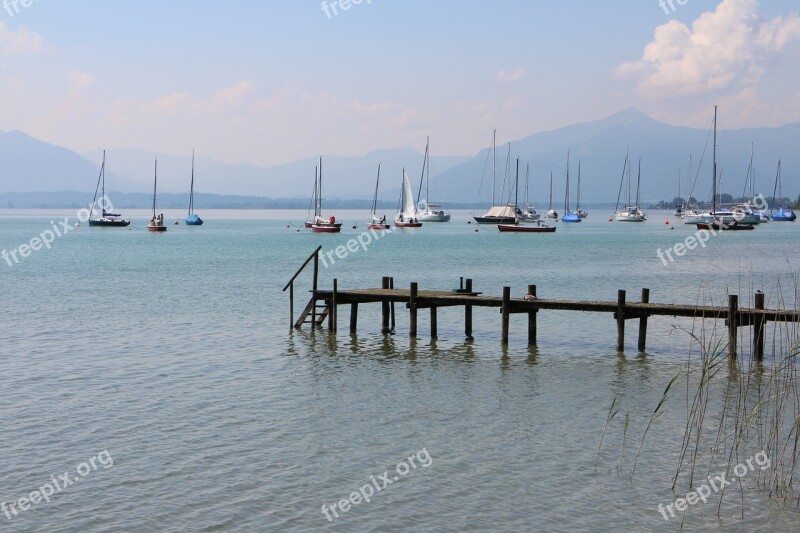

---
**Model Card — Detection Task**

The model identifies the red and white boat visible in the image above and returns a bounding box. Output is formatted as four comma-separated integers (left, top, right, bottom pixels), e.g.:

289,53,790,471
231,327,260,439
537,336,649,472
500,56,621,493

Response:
394,169,422,228
308,158,342,233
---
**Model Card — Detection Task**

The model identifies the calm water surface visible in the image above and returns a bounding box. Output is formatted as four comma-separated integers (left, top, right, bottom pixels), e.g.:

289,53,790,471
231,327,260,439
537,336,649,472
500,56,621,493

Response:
1,209,799,531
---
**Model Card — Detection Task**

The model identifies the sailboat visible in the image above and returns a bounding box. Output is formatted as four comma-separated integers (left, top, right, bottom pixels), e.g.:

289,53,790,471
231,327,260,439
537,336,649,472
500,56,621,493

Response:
544,172,558,220
473,130,517,224
416,137,450,222
498,158,556,233
562,152,581,223
368,163,390,230
310,157,342,233
696,106,754,231
185,150,203,225
517,162,540,223
395,169,422,228
88,151,130,227
770,160,796,221
575,161,588,219
614,151,646,222
147,158,167,232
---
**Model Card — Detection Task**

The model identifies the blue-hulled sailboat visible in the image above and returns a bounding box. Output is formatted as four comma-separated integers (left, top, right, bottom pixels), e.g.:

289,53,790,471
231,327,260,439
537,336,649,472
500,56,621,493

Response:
562,151,581,223
770,160,796,222
185,150,204,225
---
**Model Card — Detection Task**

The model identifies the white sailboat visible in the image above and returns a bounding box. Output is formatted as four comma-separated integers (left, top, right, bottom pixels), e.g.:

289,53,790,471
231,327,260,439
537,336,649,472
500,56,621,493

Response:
614,151,646,222
416,137,450,222
473,130,517,224
544,172,558,219
517,162,540,223
367,163,390,230
395,169,422,228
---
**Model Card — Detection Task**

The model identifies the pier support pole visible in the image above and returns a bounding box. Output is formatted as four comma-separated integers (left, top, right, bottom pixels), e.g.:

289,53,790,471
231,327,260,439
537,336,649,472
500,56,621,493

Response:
289,283,294,329
381,277,390,334
501,286,511,345
330,279,338,333
409,282,418,338
350,303,358,333
528,285,537,346
389,277,396,333
616,290,626,351
430,307,438,339
638,288,650,352
753,292,765,361
465,279,473,339
728,295,738,358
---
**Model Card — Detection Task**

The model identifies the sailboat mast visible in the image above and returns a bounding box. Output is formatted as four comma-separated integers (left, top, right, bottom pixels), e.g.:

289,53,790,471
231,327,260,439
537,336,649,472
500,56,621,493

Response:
576,161,581,209
635,159,641,208
525,162,530,208
426,136,430,202
101,150,106,210
189,150,195,216
492,129,497,207
514,157,519,210
317,157,323,217
152,158,158,218
416,137,429,206
564,151,570,214
372,163,381,216
549,172,553,210
712,105,717,214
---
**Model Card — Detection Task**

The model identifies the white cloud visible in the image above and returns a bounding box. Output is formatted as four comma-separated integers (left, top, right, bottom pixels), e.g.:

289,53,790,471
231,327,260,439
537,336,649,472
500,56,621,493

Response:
497,67,527,83
0,21,43,55
616,0,800,98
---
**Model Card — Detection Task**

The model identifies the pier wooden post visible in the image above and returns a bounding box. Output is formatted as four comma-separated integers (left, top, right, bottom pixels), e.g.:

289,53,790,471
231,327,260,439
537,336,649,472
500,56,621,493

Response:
501,286,511,345
465,279,474,339
638,288,650,352
528,285,537,346
616,290,626,351
728,295,738,358
409,282,418,338
389,277,396,332
753,292,765,361
381,277,391,333
330,278,338,333
350,303,358,333
430,307,438,339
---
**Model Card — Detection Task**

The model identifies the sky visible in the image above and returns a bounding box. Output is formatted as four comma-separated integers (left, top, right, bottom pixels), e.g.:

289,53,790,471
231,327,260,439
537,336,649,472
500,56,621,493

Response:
1,0,799,167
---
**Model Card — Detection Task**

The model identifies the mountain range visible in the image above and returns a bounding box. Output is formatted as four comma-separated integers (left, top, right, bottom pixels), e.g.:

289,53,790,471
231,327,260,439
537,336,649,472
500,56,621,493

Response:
1,108,798,208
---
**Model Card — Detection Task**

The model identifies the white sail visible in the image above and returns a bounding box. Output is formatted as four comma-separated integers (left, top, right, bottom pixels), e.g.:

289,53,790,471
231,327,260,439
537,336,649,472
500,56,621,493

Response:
401,170,416,218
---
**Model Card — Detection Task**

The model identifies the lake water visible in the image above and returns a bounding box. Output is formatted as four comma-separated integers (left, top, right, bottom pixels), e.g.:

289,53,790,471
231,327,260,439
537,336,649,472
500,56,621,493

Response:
1,208,799,531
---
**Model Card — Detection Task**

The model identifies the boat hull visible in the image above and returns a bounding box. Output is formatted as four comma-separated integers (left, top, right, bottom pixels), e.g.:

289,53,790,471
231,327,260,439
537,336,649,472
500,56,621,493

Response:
771,209,797,222
562,213,581,223
88,219,130,227
368,223,391,230
185,214,203,225
147,225,167,232
394,221,422,228
311,224,342,233
473,216,516,225
696,221,755,231
418,212,451,222
497,224,556,233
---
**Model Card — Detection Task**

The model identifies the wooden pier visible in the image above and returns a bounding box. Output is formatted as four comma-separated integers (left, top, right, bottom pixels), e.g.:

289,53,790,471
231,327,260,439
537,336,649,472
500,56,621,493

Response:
283,247,798,358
